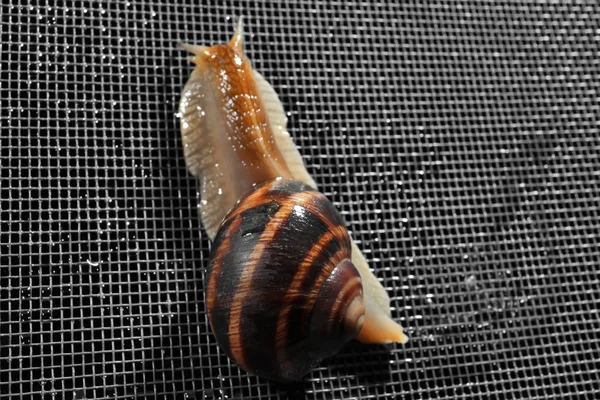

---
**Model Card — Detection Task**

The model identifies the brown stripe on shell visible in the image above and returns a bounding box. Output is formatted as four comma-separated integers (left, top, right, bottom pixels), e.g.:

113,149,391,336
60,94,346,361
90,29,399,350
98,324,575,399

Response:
205,180,282,354
208,179,316,369
275,243,348,381
227,190,317,371
205,214,242,356
221,179,315,226
270,225,345,377
302,198,349,247
207,198,282,359
292,196,352,327
207,215,243,313
219,182,276,227
273,231,335,356
299,245,348,325
239,194,333,378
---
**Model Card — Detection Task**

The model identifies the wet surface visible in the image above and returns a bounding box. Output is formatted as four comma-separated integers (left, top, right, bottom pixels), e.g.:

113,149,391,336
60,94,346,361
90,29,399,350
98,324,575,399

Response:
1,1,600,399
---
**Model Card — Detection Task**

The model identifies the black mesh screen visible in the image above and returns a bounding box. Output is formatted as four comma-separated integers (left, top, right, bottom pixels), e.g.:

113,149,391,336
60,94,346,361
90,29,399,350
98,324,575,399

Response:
2,1,600,399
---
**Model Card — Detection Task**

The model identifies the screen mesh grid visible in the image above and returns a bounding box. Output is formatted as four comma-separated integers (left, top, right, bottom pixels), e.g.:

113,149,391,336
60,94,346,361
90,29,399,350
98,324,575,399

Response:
1,1,600,399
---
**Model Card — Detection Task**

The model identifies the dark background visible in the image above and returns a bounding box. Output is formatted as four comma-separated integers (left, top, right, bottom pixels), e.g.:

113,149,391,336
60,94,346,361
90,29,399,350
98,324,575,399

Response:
1,1,599,399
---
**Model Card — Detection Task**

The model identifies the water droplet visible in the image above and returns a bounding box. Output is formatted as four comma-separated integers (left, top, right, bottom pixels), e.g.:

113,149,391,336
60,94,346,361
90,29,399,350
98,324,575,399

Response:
20,310,31,321
42,309,53,319
20,334,31,345
86,259,99,267
465,275,477,288
22,287,32,299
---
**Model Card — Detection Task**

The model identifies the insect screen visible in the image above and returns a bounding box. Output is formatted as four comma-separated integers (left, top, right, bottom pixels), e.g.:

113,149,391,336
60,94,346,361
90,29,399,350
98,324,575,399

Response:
1,1,599,399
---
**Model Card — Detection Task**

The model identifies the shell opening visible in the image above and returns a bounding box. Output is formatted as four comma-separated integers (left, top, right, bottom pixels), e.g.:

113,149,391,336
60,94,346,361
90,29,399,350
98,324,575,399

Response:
343,294,366,338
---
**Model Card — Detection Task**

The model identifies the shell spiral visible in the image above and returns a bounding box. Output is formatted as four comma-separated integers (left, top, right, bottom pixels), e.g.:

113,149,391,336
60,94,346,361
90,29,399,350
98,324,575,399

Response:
206,179,366,382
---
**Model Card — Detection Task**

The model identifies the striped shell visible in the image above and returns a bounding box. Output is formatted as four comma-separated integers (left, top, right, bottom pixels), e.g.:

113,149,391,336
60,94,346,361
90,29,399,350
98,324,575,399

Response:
206,179,366,382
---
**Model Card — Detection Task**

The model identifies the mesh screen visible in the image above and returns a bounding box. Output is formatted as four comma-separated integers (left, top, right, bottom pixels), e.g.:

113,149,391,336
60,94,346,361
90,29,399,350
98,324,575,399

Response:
2,1,600,399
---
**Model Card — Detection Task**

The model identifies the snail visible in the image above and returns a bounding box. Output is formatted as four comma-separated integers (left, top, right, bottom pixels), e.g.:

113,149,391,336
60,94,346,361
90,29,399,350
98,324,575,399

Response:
177,18,408,382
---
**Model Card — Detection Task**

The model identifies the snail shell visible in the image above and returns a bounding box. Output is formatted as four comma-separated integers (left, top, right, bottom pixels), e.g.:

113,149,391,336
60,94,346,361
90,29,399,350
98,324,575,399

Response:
178,18,408,381
208,179,365,381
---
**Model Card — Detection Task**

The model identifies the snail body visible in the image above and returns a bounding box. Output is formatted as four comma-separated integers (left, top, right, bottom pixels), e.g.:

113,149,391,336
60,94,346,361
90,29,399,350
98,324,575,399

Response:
178,18,407,382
